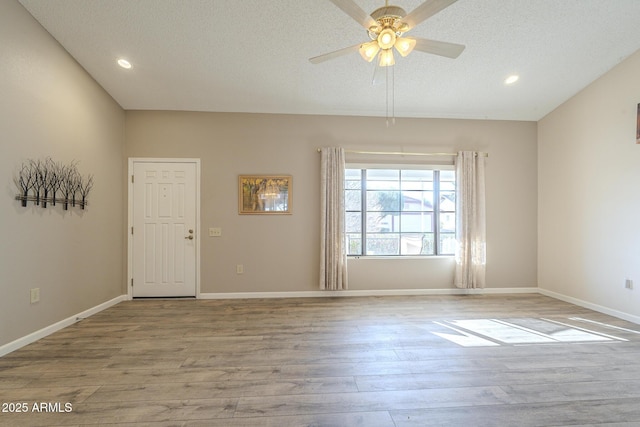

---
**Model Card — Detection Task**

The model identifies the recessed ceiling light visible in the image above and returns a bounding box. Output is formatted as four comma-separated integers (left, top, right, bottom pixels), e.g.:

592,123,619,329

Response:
504,74,519,85
117,58,132,69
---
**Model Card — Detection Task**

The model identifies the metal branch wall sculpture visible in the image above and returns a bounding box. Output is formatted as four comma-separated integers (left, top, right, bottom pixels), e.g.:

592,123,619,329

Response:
14,158,93,210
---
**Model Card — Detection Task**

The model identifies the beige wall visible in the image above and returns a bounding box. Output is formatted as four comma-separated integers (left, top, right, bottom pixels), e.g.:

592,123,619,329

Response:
538,49,640,319
126,112,538,293
0,0,125,347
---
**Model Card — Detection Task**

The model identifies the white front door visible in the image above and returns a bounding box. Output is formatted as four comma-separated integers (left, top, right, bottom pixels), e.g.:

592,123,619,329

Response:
131,160,198,297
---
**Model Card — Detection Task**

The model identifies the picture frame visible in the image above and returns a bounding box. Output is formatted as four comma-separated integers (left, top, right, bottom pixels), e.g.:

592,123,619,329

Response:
239,175,292,214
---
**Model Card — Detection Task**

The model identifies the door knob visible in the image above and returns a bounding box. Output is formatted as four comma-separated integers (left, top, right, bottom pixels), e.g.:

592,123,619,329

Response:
185,235,194,240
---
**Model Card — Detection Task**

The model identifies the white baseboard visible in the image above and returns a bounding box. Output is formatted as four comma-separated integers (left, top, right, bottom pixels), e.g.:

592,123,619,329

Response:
0,295,126,357
199,287,539,299
538,288,640,325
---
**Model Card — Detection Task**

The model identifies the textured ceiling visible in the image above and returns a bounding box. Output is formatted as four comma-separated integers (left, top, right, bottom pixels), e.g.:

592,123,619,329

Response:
18,0,640,121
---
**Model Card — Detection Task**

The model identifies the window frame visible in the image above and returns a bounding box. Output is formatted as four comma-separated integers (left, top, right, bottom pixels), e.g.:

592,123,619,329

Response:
345,163,456,258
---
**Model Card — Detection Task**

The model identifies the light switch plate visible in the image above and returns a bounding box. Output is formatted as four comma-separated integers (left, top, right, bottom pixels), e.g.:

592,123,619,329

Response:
209,227,222,237
30,288,40,304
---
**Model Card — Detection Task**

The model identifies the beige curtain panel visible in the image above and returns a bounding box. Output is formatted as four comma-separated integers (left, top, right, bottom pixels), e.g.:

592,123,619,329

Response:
319,147,348,290
454,151,487,289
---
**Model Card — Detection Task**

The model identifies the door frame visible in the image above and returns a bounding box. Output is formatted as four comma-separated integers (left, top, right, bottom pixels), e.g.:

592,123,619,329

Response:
127,158,201,300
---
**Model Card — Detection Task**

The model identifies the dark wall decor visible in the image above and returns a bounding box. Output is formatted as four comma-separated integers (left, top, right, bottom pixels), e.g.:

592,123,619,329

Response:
14,158,93,210
636,103,639,144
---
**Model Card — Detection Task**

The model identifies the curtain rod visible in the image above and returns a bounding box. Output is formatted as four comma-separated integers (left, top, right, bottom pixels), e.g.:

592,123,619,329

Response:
316,149,488,157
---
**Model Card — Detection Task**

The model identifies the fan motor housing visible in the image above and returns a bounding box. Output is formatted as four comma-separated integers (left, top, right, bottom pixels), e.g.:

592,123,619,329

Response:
368,5,408,39
370,5,407,20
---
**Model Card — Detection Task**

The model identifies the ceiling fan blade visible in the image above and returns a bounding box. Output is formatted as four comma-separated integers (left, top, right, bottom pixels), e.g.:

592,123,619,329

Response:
403,0,458,30
329,0,377,30
411,37,465,59
309,43,362,64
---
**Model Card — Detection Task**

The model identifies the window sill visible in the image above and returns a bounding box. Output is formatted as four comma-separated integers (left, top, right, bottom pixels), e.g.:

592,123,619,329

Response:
348,255,454,260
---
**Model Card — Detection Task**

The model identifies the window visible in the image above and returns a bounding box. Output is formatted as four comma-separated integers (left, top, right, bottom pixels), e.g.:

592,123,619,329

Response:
345,167,456,256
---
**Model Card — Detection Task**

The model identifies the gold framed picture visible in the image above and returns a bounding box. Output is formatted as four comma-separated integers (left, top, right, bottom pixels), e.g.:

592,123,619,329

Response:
238,175,292,214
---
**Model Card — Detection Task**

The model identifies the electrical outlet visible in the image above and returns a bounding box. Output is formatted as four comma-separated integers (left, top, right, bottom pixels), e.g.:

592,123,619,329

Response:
30,288,40,304
625,279,633,290
236,264,244,274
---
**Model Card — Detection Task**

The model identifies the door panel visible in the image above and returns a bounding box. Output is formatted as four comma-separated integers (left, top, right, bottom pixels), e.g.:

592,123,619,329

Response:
132,162,197,297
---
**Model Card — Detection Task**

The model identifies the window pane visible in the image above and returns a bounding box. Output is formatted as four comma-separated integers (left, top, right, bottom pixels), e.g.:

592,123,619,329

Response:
440,191,455,211
441,171,455,192
367,169,399,180
440,233,456,255
400,233,434,255
366,169,399,190
367,180,400,190
366,233,399,255
440,170,455,181
440,181,455,191
345,212,362,233
439,212,456,233
366,191,400,211
345,180,361,190
345,169,362,180
345,189,361,211
401,169,433,179
422,233,435,255
367,212,399,232
346,234,362,255
401,170,433,192
401,180,433,190
400,212,433,232
402,191,433,211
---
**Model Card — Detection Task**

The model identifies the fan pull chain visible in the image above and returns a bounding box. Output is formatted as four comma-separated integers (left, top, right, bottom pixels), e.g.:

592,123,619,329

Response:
391,65,395,125
386,66,389,127
385,65,396,127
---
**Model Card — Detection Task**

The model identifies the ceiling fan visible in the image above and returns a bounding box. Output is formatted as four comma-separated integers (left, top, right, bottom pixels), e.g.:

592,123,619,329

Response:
310,0,465,67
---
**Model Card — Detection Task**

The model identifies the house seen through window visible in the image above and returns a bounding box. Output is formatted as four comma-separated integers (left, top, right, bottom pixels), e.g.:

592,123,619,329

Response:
345,167,456,256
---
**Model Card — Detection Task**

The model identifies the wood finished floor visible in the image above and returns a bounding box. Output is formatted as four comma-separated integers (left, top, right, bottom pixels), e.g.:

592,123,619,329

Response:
2,294,640,426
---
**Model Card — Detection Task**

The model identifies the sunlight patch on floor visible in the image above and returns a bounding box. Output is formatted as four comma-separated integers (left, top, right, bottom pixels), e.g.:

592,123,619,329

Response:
432,318,627,347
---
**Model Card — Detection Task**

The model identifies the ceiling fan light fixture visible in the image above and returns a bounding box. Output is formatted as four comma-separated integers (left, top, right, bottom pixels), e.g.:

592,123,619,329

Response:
377,28,397,49
359,41,381,62
396,22,410,33
379,49,395,67
394,37,416,57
